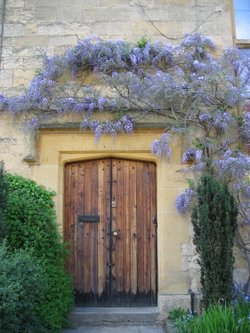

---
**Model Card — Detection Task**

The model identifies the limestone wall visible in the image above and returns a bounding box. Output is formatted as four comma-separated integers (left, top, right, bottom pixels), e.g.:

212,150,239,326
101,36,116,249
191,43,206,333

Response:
0,0,235,174
0,0,233,94
0,0,244,315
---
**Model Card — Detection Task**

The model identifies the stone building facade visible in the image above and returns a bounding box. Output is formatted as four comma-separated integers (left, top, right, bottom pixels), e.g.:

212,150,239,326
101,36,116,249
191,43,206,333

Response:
0,0,247,316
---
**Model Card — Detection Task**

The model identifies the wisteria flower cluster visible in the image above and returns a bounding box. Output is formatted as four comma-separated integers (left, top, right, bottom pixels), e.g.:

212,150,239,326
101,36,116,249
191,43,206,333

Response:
239,112,250,142
0,34,248,133
175,189,195,215
182,148,202,163
151,133,172,159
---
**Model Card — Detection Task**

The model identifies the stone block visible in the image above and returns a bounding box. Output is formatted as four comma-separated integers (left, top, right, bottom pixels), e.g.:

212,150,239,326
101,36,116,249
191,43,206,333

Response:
181,243,196,256
26,0,73,7
149,21,184,37
1,57,24,69
74,0,100,6
0,137,18,153
155,0,195,5
158,244,181,264
57,7,82,22
48,35,77,46
82,7,140,23
159,271,190,293
132,21,161,35
23,22,38,35
158,187,184,212
106,21,133,35
22,56,43,69
37,23,65,35
142,8,169,21
158,216,189,244
158,294,190,318
181,21,197,35
4,23,24,37
66,23,91,35
35,7,57,21
8,0,25,7
1,47,14,57
127,0,155,7
5,8,34,24
4,36,49,47
91,22,107,34
234,269,249,290
182,255,199,271
13,68,35,87
0,69,13,89
26,0,53,7
167,6,196,21
100,0,129,6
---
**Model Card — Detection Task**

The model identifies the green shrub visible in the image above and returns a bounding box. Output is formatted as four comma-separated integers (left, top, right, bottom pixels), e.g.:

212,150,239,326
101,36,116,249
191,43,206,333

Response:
0,245,47,333
175,304,250,333
4,174,63,262
192,174,238,308
3,174,73,333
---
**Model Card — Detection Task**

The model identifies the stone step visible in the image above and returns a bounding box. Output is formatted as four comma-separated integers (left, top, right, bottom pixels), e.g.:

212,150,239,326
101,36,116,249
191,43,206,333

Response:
69,307,163,328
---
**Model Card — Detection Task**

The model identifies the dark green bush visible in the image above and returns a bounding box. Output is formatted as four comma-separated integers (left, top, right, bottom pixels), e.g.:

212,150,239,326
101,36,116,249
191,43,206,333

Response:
0,245,47,333
3,174,73,333
192,174,238,309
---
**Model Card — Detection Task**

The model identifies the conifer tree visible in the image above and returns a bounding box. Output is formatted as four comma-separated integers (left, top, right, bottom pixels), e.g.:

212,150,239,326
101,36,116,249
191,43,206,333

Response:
0,162,8,243
191,174,238,308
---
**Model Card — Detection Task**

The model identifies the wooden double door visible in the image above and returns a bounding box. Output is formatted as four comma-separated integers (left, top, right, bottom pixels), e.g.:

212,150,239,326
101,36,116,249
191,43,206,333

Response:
64,158,157,306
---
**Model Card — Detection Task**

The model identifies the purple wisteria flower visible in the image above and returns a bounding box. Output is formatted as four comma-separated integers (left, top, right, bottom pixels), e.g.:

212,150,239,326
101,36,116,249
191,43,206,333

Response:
182,34,215,49
182,148,202,163
199,113,211,122
25,116,39,129
0,94,9,111
175,189,195,215
121,115,134,133
242,184,250,198
151,133,172,159
79,115,134,141
239,112,250,142
213,152,250,180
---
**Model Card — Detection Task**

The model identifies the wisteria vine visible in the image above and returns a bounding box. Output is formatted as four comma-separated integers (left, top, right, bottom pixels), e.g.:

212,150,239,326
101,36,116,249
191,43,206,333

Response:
1,34,250,257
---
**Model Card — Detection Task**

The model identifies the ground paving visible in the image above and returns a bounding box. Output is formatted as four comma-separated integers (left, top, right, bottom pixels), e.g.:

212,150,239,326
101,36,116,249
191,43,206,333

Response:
63,326,166,332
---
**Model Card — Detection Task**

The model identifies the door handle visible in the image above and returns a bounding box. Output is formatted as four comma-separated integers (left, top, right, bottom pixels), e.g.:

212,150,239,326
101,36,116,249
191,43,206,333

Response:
113,231,119,237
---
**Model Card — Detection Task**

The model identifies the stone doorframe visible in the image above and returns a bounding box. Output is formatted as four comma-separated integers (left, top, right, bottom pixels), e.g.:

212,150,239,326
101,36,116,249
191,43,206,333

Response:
26,128,194,318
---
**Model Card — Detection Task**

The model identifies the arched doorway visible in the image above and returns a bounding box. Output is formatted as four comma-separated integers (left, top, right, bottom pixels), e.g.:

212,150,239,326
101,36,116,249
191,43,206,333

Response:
64,158,157,307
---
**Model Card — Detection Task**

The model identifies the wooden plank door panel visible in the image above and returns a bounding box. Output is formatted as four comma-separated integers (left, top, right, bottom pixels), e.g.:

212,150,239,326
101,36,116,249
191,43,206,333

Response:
111,159,157,306
64,160,111,306
64,158,157,307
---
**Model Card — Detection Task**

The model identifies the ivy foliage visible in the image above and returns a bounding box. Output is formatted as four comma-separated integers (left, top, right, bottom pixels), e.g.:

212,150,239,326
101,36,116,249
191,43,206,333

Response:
191,175,238,308
3,174,73,333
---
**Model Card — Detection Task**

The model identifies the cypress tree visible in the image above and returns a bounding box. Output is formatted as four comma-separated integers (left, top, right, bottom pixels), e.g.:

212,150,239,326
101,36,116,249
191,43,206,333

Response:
191,174,238,309
0,162,8,243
